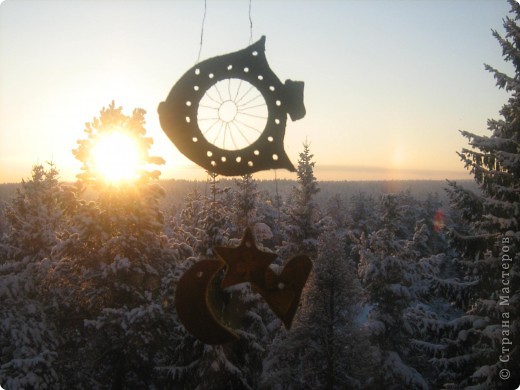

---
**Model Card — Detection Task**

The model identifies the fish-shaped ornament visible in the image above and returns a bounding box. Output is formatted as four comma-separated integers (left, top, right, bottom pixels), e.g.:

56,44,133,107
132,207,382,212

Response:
158,36,305,176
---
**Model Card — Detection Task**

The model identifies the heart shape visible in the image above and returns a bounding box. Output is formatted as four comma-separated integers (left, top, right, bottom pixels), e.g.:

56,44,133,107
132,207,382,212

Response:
252,254,312,329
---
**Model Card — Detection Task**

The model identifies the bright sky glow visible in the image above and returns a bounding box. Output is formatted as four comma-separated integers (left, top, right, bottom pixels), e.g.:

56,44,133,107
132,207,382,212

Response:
90,132,142,184
0,0,514,182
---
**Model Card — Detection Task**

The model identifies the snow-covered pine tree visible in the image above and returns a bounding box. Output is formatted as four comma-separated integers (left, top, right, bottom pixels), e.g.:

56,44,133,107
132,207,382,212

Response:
380,191,421,241
3,163,68,261
171,175,233,257
343,192,380,267
0,205,7,262
163,172,274,389
397,195,467,388
232,173,275,244
278,141,320,259
233,174,258,230
358,193,431,389
199,172,232,256
349,192,379,239
256,188,283,247
260,142,322,388
260,320,306,388
411,193,447,257
303,219,365,388
230,174,284,387
262,219,370,389
434,2,520,387
0,163,72,388
445,180,490,257
43,103,179,388
325,194,347,231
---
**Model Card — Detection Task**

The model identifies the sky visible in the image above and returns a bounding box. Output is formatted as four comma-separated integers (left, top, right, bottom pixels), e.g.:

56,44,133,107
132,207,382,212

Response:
0,0,514,183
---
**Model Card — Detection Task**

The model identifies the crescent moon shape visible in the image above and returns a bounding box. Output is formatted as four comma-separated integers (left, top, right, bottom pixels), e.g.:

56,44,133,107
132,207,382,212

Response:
175,260,239,345
158,36,306,176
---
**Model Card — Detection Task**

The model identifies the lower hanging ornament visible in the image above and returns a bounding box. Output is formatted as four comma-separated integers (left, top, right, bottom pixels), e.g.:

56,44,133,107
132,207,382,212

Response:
174,227,312,345
175,259,239,345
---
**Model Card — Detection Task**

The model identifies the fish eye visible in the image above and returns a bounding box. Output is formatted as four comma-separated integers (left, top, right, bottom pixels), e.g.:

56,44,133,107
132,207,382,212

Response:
197,79,267,152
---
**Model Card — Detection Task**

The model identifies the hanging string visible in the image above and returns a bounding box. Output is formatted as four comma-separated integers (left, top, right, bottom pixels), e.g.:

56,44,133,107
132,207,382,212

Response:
197,0,252,61
248,0,253,44
197,0,207,63
245,174,251,228
274,169,281,222
204,171,209,197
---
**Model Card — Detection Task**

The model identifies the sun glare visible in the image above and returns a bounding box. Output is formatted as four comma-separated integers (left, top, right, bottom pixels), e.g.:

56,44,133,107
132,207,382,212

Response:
90,131,142,183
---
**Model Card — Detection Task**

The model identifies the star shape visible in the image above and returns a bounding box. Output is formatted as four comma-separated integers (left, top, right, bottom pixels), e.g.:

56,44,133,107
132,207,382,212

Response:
213,227,277,288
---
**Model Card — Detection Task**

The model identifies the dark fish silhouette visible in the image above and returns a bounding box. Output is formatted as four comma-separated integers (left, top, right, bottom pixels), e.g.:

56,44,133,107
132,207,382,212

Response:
158,36,305,176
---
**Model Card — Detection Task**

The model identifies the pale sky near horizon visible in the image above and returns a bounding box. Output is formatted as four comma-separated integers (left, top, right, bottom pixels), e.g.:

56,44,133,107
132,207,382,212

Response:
0,0,514,183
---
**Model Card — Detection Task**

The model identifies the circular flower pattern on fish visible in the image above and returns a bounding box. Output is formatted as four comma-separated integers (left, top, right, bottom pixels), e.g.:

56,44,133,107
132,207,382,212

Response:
158,36,306,176
197,78,268,151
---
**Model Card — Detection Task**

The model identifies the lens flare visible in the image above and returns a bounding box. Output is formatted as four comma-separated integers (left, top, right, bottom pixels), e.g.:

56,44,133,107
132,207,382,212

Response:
433,209,445,232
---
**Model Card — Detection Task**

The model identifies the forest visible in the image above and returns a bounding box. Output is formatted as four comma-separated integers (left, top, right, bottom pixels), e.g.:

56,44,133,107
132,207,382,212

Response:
0,136,517,389
1,1,519,389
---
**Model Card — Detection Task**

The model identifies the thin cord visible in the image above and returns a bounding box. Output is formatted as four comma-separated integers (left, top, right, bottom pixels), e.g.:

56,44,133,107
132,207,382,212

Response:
248,0,253,44
274,169,281,222
197,0,207,63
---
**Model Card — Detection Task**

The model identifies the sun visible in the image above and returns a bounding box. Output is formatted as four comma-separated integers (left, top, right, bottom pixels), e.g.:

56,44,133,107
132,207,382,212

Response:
90,131,143,183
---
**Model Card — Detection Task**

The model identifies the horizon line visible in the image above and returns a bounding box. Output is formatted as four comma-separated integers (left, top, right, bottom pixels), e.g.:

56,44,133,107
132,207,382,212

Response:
0,163,472,185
